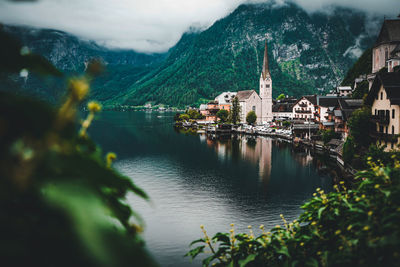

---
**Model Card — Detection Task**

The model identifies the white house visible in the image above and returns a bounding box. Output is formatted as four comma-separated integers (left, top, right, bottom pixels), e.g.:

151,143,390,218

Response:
214,91,237,105
292,95,317,120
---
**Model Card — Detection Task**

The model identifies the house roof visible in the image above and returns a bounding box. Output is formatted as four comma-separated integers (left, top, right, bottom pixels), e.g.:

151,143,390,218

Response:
236,90,258,101
337,98,363,121
294,95,317,106
391,43,400,56
365,72,400,105
337,86,352,91
375,19,400,47
272,103,294,113
317,96,342,107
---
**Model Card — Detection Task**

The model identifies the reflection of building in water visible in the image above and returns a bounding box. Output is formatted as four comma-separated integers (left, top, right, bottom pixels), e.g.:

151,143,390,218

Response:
291,147,314,167
239,137,272,182
205,135,272,182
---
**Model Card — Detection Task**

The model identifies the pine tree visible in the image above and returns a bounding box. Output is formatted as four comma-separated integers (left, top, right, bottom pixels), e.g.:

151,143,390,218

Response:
231,97,241,124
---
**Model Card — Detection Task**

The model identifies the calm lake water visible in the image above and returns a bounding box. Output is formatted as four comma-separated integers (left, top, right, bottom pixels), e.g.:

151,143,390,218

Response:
90,111,333,267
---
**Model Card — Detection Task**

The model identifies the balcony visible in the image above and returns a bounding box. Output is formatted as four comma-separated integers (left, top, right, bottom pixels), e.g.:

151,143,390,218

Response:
371,115,390,125
370,132,398,142
295,109,311,114
298,103,308,108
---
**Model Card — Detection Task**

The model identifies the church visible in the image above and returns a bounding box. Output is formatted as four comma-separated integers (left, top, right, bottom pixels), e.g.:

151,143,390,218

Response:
205,39,273,124
236,40,273,124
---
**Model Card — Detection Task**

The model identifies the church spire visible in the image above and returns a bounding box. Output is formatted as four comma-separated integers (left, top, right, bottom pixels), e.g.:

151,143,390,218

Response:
262,40,271,80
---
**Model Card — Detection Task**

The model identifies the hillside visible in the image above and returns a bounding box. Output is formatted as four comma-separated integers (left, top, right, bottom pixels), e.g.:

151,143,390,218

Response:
1,2,378,107
118,2,377,107
0,26,166,103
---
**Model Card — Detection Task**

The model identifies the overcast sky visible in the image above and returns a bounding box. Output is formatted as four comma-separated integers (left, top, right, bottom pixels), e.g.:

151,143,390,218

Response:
0,0,398,53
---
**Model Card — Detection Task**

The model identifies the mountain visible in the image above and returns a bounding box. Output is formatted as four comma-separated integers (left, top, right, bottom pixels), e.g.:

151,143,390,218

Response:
1,2,378,107
118,2,377,107
1,26,166,103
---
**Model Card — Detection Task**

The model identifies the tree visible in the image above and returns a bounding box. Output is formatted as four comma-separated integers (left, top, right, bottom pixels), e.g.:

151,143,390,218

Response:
174,112,181,121
321,129,339,144
187,109,202,119
231,97,241,124
217,109,229,123
343,136,355,163
352,80,369,99
179,113,190,121
246,111,257,125
277,93,285,101
348,106,372,148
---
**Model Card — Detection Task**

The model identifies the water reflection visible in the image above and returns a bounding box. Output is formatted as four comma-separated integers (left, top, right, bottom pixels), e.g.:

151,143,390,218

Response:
204,135,273,184
89,112,335,267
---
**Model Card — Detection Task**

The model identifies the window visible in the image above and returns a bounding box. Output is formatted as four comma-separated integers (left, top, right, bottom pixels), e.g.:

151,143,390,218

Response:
266,84,270,88
386,126,388,134
375,109,377,115
261,84,263,88
392,125,395,134
252,106,255,111
393,109,395,119
381,92,383,100
386,110,390,120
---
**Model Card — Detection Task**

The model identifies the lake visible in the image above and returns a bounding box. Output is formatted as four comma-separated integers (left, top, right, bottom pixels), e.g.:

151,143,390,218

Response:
90,111,333,267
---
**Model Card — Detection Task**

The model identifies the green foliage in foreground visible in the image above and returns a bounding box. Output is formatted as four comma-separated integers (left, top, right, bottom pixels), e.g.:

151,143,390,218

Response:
187,158,400,266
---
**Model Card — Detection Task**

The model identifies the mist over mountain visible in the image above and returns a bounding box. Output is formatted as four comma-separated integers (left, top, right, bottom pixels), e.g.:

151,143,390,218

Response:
1,2,379,106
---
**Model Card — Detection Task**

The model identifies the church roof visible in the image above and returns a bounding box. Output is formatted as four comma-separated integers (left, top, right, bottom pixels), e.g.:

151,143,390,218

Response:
375,19,400,47
236,90,257,100
261,40,271,80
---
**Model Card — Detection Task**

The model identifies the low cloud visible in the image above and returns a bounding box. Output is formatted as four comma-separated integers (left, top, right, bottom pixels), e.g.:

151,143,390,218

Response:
0,0,398,53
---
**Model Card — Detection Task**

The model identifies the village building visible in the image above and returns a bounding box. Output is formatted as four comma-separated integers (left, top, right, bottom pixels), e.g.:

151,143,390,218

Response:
366,71,400,151
292,95,317,120
202,39,273,124
237,90,262,123
337,86,352,97
259,41,273,123
272,97,296,120
368,18,400,88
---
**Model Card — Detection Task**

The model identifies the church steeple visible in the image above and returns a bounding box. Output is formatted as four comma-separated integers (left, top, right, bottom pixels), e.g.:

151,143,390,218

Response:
261,40,271,80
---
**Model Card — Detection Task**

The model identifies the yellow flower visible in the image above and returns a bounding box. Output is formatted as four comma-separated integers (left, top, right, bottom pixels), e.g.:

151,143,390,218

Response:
363,226,370,231
275,225,281,228
367,156,372,161
230,223,234,227
391,154,396,159
300,242,304,247
361,194,366,198
347,225,352,231
229,229,234,233
339,181,345,184
106,152,117,167
313,193,317,197
69,78,89,101
308,217,313,221
322,199,328,205
247,225,252,229
368,211,373,216
88,101,102,112
339,246,343,250
317,251,322,255
374,184,380,189
335,230,341,235
316,188,321,192
200,225,204,229
311,221,317,226
259,224,265,230
355,197,360,202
